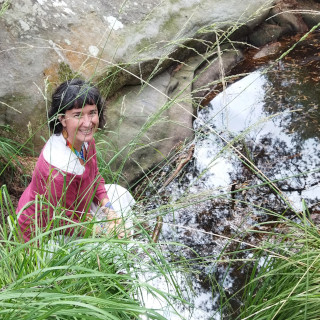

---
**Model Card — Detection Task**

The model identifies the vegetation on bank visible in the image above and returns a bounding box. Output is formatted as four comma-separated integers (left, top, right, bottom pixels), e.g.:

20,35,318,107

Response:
0,182,188,319
231,202,320,320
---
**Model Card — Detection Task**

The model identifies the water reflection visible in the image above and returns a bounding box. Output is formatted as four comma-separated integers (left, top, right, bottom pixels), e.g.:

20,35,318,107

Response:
264,61,320,142
159,67,320,318
194,69,320,212
151,33,320,319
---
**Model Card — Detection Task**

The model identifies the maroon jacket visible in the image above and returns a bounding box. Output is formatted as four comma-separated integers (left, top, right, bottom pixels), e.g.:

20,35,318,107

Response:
17,134,108,242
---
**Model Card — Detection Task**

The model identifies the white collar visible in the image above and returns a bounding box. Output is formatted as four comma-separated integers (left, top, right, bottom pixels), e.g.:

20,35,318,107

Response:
43,134,86,175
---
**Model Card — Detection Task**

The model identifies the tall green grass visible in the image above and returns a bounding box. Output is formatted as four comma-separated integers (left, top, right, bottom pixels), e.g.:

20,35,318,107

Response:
0,125,23,176
0,183,190,320
0,0,10,17
233,202,320,320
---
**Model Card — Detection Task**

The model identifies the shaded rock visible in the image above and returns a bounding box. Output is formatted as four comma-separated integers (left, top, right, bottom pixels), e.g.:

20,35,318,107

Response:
269,0,309,34
105,70,194,185
249,23,285,47
302,11,320,29
192,49,244,105
249,0,320,47
253,41,282,59
298,0,320,29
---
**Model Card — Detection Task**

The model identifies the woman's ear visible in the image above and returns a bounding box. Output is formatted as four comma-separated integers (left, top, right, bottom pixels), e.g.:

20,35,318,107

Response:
59,115,66,127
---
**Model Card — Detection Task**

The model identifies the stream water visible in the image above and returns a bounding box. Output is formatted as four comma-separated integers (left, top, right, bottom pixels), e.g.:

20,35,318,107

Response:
141,33,320,319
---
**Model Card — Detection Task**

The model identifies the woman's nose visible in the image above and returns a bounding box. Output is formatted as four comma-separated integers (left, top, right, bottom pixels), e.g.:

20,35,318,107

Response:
82,115,92,126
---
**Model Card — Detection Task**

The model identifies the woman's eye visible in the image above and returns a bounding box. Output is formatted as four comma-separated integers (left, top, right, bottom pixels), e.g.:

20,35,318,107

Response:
73,114,82,118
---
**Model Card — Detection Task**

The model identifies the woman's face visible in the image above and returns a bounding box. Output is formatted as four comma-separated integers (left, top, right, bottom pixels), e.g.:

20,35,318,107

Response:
60,104,99,150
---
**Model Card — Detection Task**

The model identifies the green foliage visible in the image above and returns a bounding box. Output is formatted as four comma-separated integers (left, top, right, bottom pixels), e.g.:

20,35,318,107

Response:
235,204,320,320
0,0,10,17
0,125,35,197
0,125,22,175
58,62,84,83
0,184,186,320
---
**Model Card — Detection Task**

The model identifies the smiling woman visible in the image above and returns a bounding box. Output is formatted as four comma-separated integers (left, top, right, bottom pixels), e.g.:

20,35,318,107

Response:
16,79,135,242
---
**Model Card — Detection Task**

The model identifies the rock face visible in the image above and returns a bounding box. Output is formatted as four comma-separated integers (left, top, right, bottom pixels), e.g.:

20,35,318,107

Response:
1,0,319,185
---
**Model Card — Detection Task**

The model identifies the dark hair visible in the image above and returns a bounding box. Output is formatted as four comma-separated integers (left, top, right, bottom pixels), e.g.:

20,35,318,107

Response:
48,79,105,133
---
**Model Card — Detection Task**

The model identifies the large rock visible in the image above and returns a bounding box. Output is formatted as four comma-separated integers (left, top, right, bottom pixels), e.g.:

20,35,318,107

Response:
297,0,320,28
269,0,309,34
192,48,244,105
249,0,317,48
105,64,196,185
0,0,280,185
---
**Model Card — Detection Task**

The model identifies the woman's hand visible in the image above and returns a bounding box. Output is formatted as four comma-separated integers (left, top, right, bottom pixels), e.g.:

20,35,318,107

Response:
95,207,127,238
